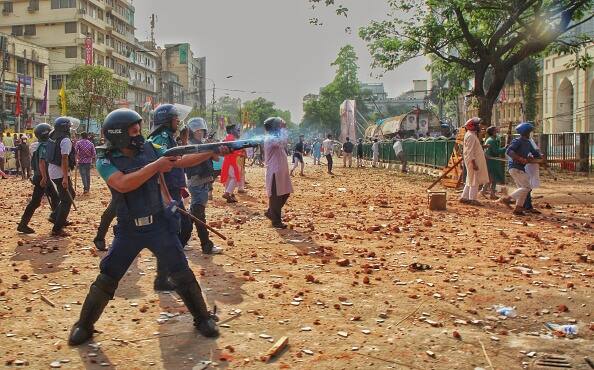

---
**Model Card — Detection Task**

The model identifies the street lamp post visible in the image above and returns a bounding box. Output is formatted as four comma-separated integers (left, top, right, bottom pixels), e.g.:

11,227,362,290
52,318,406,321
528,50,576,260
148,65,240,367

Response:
197,75,232,132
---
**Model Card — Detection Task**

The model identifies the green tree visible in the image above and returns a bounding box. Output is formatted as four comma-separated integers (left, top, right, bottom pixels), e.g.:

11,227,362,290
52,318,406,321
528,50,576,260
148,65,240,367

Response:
64,65,127,131
242,97,293,127
310,0,593,125
302,45,363,134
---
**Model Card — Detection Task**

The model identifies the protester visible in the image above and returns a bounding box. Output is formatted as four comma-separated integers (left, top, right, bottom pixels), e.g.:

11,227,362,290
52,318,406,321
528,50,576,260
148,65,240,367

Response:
221,124,242,202
392,135,408,173
483,126,506,199
460,118,489,206
13,134,21,176
499,123,542,216
356,138,364,167
263,117,293,229
371,138,380,167
322,134,335,175
75,132,96,194
18,135,31,179
312,138,322,165
290,134,305,176
342,137,354,168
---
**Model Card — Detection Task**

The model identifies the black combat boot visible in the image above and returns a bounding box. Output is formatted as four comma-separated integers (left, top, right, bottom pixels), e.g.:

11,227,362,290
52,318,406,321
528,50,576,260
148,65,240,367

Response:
170,269,219,338
68,274,117,346
153,259,176,291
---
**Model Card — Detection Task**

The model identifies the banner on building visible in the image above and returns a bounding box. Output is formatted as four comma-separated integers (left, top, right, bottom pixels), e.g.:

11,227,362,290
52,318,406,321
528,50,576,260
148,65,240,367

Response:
179,44,188,64
85,36,93,65
340,99,356,142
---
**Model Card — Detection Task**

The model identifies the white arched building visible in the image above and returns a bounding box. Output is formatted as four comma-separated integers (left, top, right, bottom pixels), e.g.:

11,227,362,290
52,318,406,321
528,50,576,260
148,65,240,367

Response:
542,36,594,133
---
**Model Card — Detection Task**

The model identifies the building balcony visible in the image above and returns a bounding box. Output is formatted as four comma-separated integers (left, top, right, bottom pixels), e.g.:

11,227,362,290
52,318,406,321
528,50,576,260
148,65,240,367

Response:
129,79,155,92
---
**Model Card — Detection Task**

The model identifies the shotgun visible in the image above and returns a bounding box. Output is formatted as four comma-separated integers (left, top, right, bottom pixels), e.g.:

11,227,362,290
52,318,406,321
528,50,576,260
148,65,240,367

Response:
163,139,263,157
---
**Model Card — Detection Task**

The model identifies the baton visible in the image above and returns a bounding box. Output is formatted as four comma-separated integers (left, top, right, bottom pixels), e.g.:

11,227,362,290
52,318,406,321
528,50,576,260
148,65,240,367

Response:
50,177,78,211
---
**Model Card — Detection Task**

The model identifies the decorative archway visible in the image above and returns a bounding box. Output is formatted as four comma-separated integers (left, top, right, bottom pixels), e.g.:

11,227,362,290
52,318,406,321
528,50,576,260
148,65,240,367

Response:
555,78,574,133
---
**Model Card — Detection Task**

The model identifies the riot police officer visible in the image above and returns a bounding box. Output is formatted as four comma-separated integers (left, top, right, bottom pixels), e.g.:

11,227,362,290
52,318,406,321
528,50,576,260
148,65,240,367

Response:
68,108,226,346
46,117,76,237
17,123,59,234
186,117,222,254
148,104,193,247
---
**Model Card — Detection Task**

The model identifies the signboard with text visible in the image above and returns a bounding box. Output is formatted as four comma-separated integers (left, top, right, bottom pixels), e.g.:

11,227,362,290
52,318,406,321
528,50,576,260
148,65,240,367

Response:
85,36,93,65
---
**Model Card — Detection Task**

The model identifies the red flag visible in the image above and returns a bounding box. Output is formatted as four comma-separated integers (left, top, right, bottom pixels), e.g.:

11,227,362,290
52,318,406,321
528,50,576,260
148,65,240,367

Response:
15,80,21,116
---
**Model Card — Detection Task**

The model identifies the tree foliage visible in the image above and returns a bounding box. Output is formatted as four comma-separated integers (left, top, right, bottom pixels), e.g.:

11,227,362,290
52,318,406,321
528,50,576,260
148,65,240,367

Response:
302,45,364,135
242,97,292,127
310,0,593,125
64,65,127,128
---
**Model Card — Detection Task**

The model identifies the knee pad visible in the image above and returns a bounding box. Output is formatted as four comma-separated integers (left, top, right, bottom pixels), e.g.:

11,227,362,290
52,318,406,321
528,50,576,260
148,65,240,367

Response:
93,273,119,299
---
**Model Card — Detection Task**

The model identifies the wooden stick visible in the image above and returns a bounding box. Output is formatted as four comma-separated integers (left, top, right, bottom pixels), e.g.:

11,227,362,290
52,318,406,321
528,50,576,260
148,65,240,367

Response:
158,172,227,241
427,157,464,191
479,339,495,370
40,294,55,307
261,336,289,363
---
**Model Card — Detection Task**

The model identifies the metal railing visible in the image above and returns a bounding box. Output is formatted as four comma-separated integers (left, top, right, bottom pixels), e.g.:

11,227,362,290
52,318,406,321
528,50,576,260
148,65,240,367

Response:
360,133,594,173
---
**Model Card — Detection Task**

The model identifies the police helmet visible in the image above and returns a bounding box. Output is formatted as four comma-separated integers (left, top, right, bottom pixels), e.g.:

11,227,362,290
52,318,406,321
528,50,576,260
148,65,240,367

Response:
264,117,285,132
34,123,52,142
151,104,178,134
54,116,72,133
187,117,208,133
102,108,143,149
516,122,534,136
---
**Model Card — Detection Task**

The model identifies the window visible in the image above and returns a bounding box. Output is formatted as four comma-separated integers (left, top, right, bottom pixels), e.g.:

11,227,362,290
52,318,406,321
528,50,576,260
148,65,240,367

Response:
97,32,104,44
3,2,13,13
50,74,65,90
24,25,36,36
29,0,39,11
65,22,77,33
80,47,85,60
80,23,88,35
65,46,77,58
34,63,43,78
51,0,76,9
11,25,23,36
16,58,26,74
97,9,103,20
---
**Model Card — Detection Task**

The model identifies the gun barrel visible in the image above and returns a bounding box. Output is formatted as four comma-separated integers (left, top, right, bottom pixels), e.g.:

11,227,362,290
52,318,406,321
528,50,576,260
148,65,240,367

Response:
164,139,263,157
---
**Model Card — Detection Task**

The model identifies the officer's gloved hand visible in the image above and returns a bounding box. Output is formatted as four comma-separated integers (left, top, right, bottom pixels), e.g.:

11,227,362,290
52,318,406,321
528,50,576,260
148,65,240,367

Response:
165,200,180,218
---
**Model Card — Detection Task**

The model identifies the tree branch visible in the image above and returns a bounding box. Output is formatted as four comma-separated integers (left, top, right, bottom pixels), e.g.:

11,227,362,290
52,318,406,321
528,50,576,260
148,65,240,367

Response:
453,6,488,58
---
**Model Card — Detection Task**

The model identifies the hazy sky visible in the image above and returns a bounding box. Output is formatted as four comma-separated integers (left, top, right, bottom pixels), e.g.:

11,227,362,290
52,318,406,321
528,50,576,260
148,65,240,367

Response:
134,0,428,121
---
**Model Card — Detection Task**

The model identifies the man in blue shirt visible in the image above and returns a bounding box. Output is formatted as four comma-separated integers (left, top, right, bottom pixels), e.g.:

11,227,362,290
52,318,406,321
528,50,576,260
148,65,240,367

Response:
500,122,542,216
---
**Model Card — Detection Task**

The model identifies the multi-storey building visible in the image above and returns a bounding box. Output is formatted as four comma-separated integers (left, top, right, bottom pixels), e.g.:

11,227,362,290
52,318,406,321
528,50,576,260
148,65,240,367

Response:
0,0,157,122
128,39,156,115
159,43,206,109
541,18,594,133
0,33,49,132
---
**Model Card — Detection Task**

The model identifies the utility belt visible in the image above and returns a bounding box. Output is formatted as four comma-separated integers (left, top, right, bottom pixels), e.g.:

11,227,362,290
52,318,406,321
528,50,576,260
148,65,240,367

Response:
117,210,169,229
188,175,213,187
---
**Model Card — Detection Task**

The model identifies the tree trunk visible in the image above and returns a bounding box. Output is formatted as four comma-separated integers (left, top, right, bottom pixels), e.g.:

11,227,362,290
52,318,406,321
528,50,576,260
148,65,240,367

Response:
477,95,495,126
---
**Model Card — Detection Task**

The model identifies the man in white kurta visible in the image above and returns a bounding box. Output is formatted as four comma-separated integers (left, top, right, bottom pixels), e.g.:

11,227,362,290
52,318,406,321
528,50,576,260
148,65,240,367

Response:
461,119,489,205
264,117,293,229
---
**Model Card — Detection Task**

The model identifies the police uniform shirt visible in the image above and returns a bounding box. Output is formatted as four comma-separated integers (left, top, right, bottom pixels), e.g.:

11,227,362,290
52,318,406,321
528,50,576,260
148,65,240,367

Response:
148,131,173,150
96,143,166,183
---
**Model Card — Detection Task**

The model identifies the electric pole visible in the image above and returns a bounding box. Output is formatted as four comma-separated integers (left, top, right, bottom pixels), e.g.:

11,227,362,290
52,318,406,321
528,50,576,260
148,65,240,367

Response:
211,82,216,130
